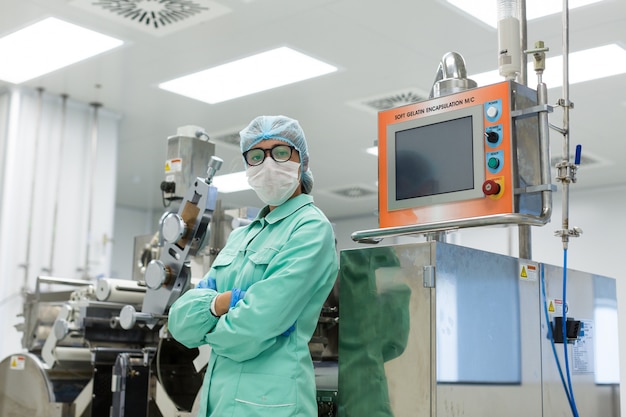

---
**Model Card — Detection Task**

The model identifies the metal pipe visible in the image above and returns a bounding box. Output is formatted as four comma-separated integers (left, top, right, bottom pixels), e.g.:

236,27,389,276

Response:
44,94,69,275
517,0,533,259
518,0,528,86
82,102,102,279
560,0,572,250
35,275,93,303
352,210,551,243
22,87,45,292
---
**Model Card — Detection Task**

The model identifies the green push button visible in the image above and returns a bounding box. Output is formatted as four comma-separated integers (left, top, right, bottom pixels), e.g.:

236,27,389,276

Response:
488,157,500,169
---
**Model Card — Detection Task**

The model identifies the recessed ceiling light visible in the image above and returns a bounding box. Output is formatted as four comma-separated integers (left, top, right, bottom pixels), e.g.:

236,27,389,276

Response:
470,44,626,87
0,17,123,84
158,46,337,104
445,0,604,28
212,171,251,193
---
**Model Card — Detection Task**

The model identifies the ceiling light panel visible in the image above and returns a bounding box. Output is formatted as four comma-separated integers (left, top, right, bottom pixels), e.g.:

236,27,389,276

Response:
158,47,338,104
212,171,250,193
445,0,604,28
0,17,123,84
470,44,626,87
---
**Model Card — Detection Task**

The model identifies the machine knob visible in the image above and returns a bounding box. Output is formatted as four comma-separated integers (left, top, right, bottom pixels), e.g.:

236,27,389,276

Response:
144,259,171,290
486,131,499,144
162,213,187,244
120,305,138,330
53,319,70,340
206,156,224,182
482,180,501,196
119,305,156,329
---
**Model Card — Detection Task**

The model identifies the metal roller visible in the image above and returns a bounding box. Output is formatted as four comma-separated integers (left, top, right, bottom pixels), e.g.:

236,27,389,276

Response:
96,278,146,304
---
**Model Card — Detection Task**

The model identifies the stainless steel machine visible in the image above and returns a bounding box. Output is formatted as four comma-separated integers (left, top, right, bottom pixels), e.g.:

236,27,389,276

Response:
337,241,620,416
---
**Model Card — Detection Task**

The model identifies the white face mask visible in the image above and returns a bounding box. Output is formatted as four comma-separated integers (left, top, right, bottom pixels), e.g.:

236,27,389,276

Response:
246,159,301,206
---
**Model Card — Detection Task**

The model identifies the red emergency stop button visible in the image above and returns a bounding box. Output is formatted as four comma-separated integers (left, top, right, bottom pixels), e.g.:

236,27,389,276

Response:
482,180,501,196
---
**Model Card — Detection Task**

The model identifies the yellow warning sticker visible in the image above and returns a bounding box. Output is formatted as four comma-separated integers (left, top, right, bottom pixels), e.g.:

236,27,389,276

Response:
519,262,538,281
10,355,25,370
547,299,565,315
165,158,182,173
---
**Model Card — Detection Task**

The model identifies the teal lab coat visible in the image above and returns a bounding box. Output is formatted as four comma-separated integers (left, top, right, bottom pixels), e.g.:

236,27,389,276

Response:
168,194,338,417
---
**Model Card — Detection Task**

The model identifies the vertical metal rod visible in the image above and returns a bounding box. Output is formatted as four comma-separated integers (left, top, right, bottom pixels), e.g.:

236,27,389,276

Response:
518,0,528,86
560,0,571,250
430,286,437,417
537,74,554,234
517,0,533,260
82,102,102,279
45,94,69,274
22,87,45,291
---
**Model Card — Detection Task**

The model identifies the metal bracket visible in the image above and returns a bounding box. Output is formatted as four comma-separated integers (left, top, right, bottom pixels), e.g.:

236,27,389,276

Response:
514,184,557,194
423,265,436,288
555,227,583,239
556,98,574,109
511,104,553,119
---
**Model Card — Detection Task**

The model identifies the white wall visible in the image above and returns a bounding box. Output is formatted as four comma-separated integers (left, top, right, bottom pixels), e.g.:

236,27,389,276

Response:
109,205,159,279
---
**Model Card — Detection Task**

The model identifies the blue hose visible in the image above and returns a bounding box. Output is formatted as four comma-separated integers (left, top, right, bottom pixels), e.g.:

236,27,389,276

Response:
561,249,580,417
540,264,574,412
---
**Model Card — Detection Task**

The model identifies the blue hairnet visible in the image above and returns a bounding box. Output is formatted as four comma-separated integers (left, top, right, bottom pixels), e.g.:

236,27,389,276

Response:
240,115,313,193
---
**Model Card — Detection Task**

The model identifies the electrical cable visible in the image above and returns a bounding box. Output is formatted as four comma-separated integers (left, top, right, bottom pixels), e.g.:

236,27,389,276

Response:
161,188,172,208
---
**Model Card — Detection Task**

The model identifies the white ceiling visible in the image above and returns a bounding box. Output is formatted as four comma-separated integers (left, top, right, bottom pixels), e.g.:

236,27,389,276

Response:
2,0,626,221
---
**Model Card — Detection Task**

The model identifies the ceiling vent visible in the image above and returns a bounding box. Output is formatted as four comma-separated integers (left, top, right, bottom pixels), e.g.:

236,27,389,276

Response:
70,0,232,36
349,88,428,114
329,185,377,199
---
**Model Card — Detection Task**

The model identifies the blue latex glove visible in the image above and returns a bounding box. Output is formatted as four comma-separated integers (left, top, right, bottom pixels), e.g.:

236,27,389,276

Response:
197,277,217,290
281,322,296,337
230,288,246,308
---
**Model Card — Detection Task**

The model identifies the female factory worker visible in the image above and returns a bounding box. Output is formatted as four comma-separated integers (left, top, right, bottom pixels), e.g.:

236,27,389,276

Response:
168,115,339,417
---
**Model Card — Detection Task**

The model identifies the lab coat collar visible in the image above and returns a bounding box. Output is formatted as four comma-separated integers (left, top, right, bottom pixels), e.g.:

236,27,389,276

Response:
256,194,314,224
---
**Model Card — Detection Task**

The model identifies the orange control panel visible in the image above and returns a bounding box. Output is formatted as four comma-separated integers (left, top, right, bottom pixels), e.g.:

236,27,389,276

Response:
379,81,516,228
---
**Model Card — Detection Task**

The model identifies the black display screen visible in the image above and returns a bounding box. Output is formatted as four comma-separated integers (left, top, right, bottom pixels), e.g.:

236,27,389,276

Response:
395,115,475,201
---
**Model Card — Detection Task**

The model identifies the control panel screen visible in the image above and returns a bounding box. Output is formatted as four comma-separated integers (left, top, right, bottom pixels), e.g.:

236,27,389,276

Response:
395,115,475,201
386,104,485,212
